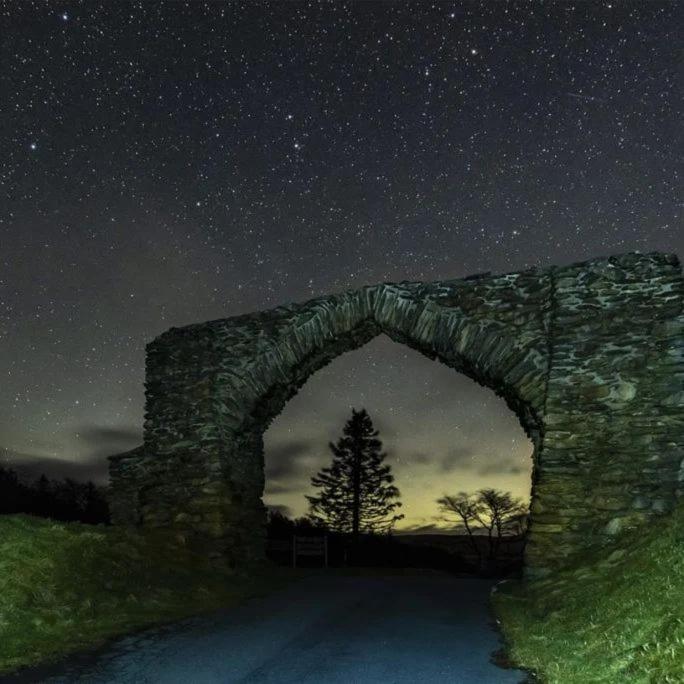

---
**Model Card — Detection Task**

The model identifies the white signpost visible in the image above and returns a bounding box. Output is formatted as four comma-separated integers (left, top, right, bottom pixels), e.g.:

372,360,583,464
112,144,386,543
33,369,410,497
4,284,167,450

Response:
292,535,328,568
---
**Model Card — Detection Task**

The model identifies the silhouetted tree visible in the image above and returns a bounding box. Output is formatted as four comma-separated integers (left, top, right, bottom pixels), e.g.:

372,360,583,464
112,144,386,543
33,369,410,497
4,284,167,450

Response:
306,408,403,542
475,488,528,562
438,488,528,570
32,474,54,517
0,465,110,524
266,509,327,538
266,509,295,538
82,481,110,524
0,466,27,512
436,491,484,565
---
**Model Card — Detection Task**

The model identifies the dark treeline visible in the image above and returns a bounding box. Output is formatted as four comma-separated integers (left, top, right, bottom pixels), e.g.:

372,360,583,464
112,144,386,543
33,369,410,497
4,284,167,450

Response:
266,508,525,577
0,465,110,524
267,509,327,538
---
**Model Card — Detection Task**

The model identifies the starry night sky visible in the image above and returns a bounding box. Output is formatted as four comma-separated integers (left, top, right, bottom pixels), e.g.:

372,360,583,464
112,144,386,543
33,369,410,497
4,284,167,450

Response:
2,2,681,531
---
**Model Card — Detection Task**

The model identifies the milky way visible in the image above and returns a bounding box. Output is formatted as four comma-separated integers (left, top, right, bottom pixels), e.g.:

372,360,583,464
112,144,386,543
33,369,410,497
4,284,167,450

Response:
1,2,681,529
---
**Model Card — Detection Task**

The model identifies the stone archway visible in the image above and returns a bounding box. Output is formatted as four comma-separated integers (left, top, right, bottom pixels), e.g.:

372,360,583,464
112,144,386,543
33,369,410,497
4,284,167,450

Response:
108,252,684,578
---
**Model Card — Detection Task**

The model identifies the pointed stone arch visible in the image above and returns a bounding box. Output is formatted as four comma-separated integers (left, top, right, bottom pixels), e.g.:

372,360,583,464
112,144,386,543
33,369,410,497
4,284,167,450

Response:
109,252,684,577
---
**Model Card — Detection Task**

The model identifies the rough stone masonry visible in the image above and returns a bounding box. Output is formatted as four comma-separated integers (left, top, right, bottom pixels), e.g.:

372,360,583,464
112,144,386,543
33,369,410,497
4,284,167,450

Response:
109,251,684,578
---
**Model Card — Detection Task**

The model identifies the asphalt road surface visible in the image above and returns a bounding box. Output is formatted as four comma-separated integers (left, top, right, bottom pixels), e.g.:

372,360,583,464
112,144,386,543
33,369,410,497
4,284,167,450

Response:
7,572,527,684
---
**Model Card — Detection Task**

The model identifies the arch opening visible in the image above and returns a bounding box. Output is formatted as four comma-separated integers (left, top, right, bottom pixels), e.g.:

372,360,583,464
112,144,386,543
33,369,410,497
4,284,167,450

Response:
221,312,544,573
261,333,534,572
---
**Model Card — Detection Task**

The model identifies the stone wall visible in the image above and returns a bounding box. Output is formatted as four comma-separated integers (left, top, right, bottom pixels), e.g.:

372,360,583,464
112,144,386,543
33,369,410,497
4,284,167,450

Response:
527,252,684,572
108,251,684,577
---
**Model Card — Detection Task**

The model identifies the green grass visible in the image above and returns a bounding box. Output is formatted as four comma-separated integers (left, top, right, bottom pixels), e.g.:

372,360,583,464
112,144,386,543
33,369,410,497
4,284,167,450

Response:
0,514,292,675
493,506,684,683
5,512,682,680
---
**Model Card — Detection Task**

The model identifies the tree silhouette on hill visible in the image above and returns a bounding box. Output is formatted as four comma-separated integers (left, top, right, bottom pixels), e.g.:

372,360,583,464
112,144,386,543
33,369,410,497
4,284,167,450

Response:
307,408,403,542
438,487,528,572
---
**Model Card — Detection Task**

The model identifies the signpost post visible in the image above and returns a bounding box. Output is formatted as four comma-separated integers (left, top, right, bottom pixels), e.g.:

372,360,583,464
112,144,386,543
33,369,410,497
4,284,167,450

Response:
292,535,328,568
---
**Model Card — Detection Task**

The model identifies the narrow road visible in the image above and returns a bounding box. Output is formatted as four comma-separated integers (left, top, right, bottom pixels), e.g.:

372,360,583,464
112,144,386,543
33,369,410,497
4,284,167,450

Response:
9,572,526,683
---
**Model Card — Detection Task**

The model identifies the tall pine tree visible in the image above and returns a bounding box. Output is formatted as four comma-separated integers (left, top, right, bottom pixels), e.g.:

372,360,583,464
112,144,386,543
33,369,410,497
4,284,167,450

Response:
306,408,403,540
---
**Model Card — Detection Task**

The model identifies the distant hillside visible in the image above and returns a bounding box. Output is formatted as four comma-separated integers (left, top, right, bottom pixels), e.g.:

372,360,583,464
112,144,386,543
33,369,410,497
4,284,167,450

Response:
396,533,525,566
397,533,524,547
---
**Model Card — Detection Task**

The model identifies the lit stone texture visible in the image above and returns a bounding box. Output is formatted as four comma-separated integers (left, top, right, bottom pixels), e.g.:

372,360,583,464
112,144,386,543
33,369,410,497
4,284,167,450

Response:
108,252,684,578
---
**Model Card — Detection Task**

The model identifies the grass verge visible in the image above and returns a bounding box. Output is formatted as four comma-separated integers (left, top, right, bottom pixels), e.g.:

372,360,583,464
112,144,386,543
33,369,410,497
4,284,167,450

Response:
0,514,292,675
492,505,684,683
